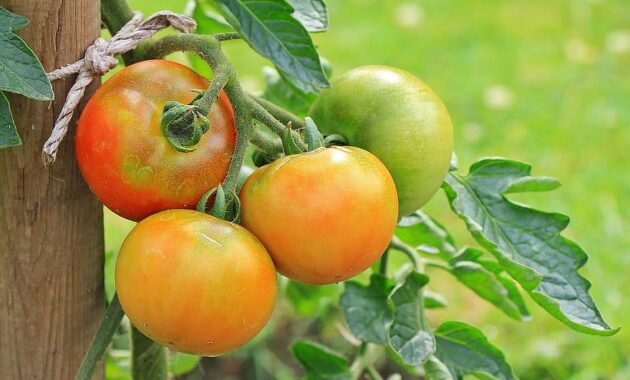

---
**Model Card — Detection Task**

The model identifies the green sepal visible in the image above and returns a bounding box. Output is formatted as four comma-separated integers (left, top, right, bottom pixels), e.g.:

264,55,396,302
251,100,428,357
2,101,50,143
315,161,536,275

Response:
210,184,227,219
196,187,215,213
196,185,241,223
252,148,275,167
226,191,242,223
304,117,324,151
323,133,347,147
160,100,211,153
282,127,304,155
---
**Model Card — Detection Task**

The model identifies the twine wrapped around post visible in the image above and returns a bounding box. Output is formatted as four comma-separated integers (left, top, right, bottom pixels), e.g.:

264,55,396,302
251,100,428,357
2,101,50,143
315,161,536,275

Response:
43,11,196,165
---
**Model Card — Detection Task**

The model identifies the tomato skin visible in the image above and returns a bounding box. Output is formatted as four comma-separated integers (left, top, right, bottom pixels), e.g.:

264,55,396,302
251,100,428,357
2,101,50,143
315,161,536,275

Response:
309,66,454,216
115,209,277,356
240,146,398,285
76,60,236,221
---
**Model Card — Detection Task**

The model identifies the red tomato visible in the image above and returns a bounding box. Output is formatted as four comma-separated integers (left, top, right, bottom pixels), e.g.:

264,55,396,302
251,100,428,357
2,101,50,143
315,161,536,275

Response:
76,60,236,221
115,209,277,356
240,146,398,284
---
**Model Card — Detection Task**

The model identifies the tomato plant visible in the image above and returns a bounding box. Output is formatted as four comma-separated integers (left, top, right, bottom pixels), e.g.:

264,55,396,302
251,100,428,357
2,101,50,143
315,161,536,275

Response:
115,209,277,356
310,65,454,216
0,1,619,380
241,146,398,284
75,60,236,221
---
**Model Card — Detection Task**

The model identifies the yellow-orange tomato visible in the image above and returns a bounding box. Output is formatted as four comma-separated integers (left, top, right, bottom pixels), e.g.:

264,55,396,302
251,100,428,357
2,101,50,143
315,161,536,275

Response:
240,146,398,285
115,209,277,356
76,60,236,221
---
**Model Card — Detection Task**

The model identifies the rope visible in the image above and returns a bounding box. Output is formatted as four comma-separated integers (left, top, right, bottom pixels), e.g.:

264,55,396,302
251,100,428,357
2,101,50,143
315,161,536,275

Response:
42,11,196,165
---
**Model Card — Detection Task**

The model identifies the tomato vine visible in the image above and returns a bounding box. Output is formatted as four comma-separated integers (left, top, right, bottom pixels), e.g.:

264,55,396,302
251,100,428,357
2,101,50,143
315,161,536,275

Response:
0,0,619,379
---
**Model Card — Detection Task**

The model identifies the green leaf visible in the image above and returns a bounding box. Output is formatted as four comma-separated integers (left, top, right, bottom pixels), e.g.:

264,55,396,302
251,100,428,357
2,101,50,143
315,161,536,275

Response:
450,254,531,321
340,274,395,344
424,356,454,380
168,352,200,376
396,211,457,259
292,341,351,380
424,290,448,309
443,158,618,335
286,280,339,316
0,6,53,100
286,0,328,32
0,91,20,148
495,274,530,319
433,321,517,380
192,0,234,34
387,271,434,366
261,66,317,116
216,0,329,93
505,176,561,194
304,117,324,150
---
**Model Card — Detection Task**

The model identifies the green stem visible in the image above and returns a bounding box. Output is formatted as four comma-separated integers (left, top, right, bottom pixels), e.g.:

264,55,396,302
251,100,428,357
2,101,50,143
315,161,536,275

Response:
101,0,134,33
349,342,368,379
379,247,390,275
223,87,254,196
249,98,307,151
131,327,168,380
74,294,125,380
390,235,423,272
142,34,256,202
193,68,230,114
100,0,136,64
366,365,384,380
249,94,305,129
215,32,241,41
392,236,433,344
350,343,381,380
252,127,283,154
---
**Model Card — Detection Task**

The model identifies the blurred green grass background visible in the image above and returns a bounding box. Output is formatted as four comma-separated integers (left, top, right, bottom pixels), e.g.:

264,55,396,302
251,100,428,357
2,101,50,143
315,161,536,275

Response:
105,0,630,378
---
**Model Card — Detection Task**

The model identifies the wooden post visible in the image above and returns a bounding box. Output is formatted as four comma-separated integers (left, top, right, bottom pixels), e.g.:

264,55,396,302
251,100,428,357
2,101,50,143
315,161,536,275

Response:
0,1,104,379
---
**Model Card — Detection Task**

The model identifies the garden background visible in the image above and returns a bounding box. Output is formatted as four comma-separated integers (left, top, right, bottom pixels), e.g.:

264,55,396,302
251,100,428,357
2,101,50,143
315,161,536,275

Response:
104,1,630,378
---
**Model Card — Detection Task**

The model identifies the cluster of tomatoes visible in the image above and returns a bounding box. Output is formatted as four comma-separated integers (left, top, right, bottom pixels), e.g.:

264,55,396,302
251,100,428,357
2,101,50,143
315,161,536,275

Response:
75,60,453,356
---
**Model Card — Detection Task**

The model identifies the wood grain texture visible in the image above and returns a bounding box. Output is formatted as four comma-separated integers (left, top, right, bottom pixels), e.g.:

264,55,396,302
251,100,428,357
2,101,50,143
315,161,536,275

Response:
0,0,104,379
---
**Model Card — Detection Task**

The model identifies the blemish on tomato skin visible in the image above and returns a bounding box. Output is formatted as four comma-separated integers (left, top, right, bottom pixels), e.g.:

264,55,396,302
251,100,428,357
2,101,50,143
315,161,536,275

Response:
158,212,175,221
121,154,154,186
197,232,223,247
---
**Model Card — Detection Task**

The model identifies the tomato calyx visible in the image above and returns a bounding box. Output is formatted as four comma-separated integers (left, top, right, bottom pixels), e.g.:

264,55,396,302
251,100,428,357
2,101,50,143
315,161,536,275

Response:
160,98,211,153
304,117,324,151
252,149,280,167
196,184,241,222
322,133,348,147
280,117,329,156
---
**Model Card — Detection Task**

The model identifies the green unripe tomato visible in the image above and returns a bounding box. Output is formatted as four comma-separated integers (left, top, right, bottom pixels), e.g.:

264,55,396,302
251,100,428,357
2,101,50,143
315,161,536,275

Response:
310,65,454,216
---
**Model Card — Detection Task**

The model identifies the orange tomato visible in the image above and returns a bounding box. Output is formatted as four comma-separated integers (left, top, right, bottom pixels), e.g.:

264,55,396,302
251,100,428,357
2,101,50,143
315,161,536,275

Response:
240,146,398,284
76,60,236,221
115,209,277,356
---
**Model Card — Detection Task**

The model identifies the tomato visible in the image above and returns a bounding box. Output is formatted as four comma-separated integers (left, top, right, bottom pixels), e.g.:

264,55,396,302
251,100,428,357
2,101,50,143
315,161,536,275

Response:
240,146,398,285
115,209,277,356
76,60,236,221
309,65,454,216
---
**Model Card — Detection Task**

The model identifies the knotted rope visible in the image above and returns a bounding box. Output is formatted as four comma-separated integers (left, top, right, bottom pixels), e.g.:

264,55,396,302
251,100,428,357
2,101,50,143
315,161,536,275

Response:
43,11,196,165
